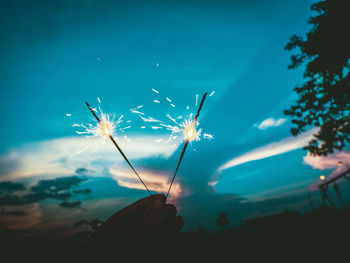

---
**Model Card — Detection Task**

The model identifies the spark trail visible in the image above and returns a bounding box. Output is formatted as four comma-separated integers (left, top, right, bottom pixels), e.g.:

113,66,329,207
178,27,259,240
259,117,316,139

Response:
166,92,208,198
86,102,152,195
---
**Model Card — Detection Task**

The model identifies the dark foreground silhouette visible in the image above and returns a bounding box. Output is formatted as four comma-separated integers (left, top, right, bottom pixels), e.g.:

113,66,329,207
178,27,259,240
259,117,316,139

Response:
3,196,350,261
87,194,184,256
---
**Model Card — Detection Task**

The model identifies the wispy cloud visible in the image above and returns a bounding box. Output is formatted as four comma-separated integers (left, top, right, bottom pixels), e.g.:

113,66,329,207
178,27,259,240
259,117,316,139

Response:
254,117,287,130
303,151,350,171
0,203,41,230
109,167,181,199
218,128,317,172
304,151,350,191
0,135,178,182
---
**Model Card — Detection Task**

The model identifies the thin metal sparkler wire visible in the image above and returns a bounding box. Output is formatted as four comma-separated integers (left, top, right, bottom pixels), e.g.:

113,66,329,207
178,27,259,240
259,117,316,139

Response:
166,92,208,198
86,102,152,195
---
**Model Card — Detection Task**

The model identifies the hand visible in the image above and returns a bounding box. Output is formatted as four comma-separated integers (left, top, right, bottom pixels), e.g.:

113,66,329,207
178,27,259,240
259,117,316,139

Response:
89,194,184,247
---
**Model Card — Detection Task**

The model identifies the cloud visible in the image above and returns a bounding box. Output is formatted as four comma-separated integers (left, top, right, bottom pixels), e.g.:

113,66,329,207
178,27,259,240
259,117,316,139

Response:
303,151,350,171
0,176,89,209
109,167,181,199
254,118,287,130
0,135,178,181
304,151,350,191
0,203,42,230
218,128,317,172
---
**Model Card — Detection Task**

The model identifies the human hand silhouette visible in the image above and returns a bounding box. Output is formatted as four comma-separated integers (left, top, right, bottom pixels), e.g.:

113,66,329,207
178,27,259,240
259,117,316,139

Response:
89,194,184,246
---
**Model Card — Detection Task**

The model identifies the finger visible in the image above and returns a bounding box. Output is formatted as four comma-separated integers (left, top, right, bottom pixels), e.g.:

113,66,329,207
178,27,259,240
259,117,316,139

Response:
141,198,166,227
165,204,177,218
175,215,184,231
92,194,164,240
105,194,165,225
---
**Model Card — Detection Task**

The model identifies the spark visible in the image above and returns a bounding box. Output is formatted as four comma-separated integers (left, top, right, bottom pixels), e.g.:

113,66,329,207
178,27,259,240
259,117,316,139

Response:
66,113,71,117
139,116,162,123
116,115,124,124
154,100,160,103
126,120,132,123
71,137,104,158
120,126,131,130
130,88,213,152
75,107,116,139
156,62,159,67
166,114,179,125
84,102,152,195
130,108,145,115
203,133,214,140
209,90,215,97
186,106,189,110
167,92,208,198
184,124,197,141
152,88,159,94
195,94,198,106
72,107,118,155
179,116,201,142
97,97,101,103
159,123,173,129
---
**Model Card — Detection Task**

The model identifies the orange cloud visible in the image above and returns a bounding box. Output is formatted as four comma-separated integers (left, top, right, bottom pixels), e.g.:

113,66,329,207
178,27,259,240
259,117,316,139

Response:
109,167,181,199
304,151,350,191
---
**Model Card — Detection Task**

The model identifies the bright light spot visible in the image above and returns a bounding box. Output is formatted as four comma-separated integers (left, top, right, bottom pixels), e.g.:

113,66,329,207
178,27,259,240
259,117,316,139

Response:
66,113,71,117
99,122,112,137
320,175,326,181
152,88,159,94
154,100,160,103
184,124,197,141
209,91,215,97
72,107,122,157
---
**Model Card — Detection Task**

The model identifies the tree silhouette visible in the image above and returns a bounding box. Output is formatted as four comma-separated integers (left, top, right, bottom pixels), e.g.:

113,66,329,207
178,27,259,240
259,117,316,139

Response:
284,0,350,156
216,212,230,230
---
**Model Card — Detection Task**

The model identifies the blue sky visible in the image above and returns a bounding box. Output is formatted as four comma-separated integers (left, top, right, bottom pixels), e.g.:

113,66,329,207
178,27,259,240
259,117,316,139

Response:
1,0,349,232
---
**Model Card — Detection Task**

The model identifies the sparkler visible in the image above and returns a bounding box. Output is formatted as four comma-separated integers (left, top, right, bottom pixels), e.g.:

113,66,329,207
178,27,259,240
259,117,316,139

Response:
85,102,152,195
166,92,208,198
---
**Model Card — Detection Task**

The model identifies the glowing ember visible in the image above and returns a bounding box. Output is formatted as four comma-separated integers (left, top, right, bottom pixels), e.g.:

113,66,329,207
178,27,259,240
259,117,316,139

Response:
166,92,208,198
81,101,152,195
320,175,326,181
72,99,127,156
184,124,195,140
99,121,113,136
130,91,213,144
184,123,197,141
